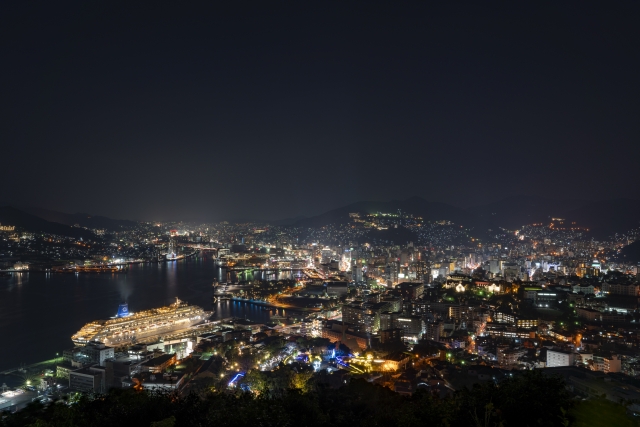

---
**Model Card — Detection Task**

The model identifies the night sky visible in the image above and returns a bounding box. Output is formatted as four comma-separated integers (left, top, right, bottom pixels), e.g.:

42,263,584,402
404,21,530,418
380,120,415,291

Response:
2,2,639,222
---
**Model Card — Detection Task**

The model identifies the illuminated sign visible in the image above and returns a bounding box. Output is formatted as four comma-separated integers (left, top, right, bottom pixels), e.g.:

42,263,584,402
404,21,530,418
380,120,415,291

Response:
0,224,15,231
117,303,131,318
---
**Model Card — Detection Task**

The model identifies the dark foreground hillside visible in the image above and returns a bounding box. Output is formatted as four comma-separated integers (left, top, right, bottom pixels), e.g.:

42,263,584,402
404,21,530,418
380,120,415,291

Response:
2,372,635,427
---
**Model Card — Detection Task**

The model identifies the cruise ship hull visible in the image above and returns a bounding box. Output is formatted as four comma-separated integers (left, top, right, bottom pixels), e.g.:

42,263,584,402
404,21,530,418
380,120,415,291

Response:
71,299,206,347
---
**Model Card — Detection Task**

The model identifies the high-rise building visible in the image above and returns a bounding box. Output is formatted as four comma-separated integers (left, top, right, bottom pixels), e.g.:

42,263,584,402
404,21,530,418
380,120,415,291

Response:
396,315,424,340
352,263,364,283
69,367,106,393
380,328,403,344
379,311,399,331
398,282,424,301
546,349,576,367
79,341,114,367
425,321,443,342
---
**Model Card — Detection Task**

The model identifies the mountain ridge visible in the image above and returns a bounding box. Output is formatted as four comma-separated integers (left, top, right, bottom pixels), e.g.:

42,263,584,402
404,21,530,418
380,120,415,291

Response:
6,196,640,241
0,206,96,239
18,206,138,231
286,196,640,239
293,198,472,228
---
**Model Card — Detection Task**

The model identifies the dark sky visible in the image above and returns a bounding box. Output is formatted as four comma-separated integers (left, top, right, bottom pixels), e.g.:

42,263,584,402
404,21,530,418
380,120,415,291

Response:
2,2,639,222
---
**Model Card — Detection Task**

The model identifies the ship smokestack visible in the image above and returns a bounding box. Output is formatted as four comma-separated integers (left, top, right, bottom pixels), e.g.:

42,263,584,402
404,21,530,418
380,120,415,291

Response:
117,303,130,318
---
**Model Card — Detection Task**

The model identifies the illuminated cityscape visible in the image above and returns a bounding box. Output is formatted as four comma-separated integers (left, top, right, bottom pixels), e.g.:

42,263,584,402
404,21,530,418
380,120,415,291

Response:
1,2,640,426
2,201,640,424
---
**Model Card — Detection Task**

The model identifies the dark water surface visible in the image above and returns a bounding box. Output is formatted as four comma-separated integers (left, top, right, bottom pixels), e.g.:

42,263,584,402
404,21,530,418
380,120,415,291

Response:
0,254,295,372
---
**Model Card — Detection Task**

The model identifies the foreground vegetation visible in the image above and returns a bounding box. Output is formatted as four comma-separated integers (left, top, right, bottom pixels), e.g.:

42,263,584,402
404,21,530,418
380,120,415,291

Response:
2,371,636,427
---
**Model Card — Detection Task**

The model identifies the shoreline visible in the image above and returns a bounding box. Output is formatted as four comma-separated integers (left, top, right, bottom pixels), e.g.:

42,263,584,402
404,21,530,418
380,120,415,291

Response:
0,250,202,274
229,297,323,312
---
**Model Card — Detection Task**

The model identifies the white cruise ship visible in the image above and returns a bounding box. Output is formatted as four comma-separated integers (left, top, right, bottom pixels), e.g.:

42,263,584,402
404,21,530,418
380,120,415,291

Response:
71,298,206,346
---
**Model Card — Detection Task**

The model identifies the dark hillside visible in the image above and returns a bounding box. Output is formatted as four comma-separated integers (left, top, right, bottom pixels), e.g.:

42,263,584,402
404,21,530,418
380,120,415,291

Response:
0,206,95,239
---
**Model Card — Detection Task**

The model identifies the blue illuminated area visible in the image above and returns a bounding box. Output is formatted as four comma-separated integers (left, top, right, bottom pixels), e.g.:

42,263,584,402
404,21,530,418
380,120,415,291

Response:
116,303,132,318
228,372,245,387
336,359,349,368
335,356,349,368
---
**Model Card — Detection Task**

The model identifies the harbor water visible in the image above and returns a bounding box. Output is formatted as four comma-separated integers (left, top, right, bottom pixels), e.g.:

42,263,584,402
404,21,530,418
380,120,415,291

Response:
0,253,301,372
